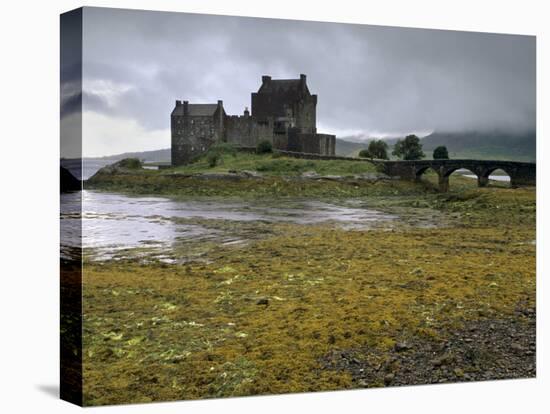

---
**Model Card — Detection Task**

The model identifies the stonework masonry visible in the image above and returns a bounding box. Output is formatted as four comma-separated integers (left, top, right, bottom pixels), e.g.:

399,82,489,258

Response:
171,74,336,165
380,159,536,192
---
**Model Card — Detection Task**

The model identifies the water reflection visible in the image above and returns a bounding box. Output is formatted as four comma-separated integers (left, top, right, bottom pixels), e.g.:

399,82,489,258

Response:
463,174,510,182
60,190,398,261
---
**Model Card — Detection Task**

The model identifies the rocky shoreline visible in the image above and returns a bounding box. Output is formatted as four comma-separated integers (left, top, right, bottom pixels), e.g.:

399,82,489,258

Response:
321,304,536,387
88,158,397,184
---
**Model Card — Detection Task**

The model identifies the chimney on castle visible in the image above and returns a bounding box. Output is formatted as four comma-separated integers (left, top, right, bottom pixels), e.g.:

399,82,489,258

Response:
183,101,189,116
175,100,182,106
300,74,306,83
244,107,250,117
216,101,224,132
262,75,271,85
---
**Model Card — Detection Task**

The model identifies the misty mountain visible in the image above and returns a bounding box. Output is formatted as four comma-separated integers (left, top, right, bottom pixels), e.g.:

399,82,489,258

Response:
419,131,535,161
336,131,535,162
335,139,366,156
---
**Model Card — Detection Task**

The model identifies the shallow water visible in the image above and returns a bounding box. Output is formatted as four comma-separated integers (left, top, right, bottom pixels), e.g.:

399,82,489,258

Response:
61,190,400,261
462,174,510,182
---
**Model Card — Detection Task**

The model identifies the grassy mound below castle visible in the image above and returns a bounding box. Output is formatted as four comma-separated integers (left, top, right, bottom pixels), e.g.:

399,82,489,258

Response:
85,148,505,198
170,150,377,176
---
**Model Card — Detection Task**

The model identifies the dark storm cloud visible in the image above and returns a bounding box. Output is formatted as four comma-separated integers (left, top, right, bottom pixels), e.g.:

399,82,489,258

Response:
79,7,535,138
60,9,82,120
61,8,83,158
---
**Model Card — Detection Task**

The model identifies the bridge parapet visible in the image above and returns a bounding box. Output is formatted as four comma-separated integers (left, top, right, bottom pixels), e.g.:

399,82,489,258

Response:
378,159,536,192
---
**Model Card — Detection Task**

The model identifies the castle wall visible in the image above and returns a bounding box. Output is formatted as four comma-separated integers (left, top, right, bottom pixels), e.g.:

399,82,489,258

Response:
225,115,254,147
287,128,302,152
294,96,317,133
171,114,222,166
288,129,319,153
256,122,275,144
317,133,336,156
302,133,324,154
252,94,317,132
272,133,288,151
251,93,282,120
225,116,277,148
287,129,335,155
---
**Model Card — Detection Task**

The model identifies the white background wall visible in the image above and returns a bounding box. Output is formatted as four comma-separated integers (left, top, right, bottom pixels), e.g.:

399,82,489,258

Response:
0,0,547,412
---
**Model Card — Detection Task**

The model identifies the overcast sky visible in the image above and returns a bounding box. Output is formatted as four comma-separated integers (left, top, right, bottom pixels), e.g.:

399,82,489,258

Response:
61,7,535,157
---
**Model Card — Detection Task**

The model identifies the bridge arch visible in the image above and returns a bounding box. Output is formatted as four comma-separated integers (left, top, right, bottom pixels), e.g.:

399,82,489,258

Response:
442,166,479,178
478,166,512,187
414,166,438,180
440,166,483,191
414,166,444,191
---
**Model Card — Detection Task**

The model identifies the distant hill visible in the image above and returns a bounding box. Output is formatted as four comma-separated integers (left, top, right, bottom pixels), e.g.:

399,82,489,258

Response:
335,138,366,156
88,148,171,163
336,130,535,162
419,131,535,162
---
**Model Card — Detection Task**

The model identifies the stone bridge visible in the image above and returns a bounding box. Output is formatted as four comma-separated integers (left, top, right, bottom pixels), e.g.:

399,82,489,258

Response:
378,159,536,192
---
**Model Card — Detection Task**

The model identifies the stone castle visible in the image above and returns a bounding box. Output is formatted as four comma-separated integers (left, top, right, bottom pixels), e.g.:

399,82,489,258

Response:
171,74,336,165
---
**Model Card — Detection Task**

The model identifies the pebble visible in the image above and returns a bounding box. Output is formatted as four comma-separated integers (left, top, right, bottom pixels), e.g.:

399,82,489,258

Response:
394,342,411,352
384,373,395,385
510,343,526,353
432,354,453,367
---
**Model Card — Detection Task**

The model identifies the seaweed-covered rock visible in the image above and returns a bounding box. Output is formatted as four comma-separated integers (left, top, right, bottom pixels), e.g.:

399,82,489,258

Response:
117,158,142,169
88,158,143,181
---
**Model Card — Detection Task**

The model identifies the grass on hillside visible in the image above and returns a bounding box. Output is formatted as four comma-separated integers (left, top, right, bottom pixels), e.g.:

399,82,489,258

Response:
169,152,377,176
